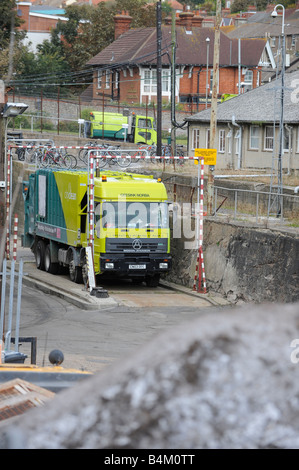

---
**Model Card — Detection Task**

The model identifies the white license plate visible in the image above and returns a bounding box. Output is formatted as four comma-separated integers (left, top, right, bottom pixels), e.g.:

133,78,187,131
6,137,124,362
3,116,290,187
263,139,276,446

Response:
129,264,146,269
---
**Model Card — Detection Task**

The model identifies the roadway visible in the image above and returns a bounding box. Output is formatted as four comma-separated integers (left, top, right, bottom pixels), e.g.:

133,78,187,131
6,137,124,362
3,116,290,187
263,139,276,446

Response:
3,244,230,374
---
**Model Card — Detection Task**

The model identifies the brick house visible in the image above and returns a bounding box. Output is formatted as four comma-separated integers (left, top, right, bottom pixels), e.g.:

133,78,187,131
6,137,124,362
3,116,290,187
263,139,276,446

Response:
16,1,67,52
86,9,275,112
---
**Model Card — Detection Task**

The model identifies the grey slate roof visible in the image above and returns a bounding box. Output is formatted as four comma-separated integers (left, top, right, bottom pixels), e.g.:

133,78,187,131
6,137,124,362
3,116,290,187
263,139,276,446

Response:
185,70,299,124
86,25,267,68
227,9,299,38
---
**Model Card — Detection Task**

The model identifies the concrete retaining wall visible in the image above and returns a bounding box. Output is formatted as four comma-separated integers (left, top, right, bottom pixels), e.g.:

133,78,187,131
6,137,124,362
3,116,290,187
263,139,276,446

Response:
166,217,299,303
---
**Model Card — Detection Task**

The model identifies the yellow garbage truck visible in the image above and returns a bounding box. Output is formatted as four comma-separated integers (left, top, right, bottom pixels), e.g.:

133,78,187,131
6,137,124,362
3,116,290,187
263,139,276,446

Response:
85,111,157,145
23,168,171,287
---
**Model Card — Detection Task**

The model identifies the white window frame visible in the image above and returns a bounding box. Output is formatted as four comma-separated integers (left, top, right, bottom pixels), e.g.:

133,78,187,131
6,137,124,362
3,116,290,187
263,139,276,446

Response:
105,71,111,89
114,71,119,90
191,128,200,150
219,129,225,153
264,125,274,150
244,70,253,90
283,127,291,152
297,126,299,153
249,125,259,150
142,67,171,100
97,70,102,89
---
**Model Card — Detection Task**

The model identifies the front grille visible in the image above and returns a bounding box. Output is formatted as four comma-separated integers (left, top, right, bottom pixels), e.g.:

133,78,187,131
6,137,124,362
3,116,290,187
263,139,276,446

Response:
106,238,167,253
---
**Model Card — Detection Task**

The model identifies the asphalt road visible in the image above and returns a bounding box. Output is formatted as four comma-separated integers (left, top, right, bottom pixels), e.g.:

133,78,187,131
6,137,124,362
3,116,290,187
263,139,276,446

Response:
2,245,228,374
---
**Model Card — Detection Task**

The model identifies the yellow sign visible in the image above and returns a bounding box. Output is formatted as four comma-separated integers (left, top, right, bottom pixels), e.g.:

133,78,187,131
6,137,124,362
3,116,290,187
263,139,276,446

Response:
194,148,217,166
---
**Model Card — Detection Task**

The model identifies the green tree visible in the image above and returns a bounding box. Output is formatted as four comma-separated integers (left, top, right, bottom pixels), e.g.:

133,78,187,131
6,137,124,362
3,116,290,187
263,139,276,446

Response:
0,0,26,80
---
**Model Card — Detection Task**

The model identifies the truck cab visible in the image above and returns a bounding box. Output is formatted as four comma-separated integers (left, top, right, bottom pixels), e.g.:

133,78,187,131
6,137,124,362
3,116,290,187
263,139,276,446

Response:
130,114,157,145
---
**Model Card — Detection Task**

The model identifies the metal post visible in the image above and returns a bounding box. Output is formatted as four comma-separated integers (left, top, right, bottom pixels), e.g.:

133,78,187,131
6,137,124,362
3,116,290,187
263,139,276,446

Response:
0,258,7,344
6,260,15,351
205,37,210,109
156,0,162,157
14,258,23,352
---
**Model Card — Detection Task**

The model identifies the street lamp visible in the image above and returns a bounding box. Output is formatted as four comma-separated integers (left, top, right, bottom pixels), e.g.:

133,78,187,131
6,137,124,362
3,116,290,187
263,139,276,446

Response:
2,102,28,118
205,37,210,109
271,4,285,217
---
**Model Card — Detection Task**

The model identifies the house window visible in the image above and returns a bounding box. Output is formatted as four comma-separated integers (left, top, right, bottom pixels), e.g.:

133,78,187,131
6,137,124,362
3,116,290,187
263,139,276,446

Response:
143,69,157,93
105,71,111,89
191,128,200,150
283,127,291,152
142,68,171,95
219,129,225,152
227,129,232,154
206,128,210,148
162,70,170,92
114,71,119,90
97,70,102,88
271,36,276,47
291,35,296,48
244,70,253,90
249,125,259,149
264,126,274,150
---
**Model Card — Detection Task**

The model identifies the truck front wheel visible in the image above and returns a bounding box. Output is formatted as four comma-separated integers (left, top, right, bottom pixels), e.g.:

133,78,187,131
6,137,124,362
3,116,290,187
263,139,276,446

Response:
145,274,160,288
69,251,83,284
35,240,46,270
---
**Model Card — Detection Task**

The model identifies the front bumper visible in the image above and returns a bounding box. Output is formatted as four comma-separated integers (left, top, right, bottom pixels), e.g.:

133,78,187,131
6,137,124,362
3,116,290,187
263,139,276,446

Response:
99,253,172,276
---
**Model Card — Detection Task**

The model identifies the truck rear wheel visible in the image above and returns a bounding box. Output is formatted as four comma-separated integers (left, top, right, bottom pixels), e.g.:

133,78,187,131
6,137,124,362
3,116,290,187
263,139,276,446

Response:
35,240,46,270
44,244,59,274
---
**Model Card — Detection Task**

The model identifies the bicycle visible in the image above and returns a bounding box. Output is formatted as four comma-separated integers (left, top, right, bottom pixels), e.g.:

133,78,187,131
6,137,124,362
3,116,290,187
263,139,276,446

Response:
78,141,99,166
38,146,74,169
94,145,131,169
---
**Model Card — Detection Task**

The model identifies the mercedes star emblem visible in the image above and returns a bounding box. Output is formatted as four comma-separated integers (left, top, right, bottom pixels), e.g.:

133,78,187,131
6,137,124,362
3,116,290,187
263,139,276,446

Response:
132,239,142,250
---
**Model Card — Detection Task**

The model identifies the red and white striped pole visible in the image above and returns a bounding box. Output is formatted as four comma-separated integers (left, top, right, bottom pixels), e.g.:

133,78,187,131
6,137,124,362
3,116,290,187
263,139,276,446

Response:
193,157,207,294
5,149,11,259
13,214,18,261
88,152,94,251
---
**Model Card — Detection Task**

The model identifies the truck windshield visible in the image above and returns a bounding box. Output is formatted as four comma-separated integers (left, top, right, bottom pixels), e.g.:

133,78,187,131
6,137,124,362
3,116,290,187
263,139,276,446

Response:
95,201,168,232
138,118,152,129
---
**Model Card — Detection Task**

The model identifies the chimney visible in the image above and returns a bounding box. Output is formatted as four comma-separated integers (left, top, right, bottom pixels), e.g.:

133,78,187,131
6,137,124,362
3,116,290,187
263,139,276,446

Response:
192,10,203,28
179,7,194,31
114,11,132,40
16,2,31,31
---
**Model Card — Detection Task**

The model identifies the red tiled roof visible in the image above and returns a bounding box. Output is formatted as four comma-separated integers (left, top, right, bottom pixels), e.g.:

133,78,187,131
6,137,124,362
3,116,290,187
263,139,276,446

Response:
86,25,266,68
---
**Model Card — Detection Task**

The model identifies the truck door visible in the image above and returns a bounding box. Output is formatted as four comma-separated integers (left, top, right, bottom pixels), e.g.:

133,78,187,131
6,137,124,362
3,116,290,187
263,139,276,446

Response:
135,117,154,144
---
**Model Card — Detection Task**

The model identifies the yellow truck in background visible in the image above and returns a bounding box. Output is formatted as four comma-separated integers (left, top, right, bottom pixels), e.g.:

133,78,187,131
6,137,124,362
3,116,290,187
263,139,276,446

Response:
85,111,157,145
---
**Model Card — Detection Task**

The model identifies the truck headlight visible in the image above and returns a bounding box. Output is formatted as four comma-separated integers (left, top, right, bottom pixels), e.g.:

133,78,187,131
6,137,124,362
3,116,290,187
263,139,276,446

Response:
159,263,168,269
105,262,114,269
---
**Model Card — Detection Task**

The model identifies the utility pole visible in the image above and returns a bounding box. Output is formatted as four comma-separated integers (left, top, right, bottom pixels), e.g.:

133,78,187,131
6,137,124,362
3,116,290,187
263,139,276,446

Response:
170,9,176,156
207,0,221,215
0,80,6,319
0,80,6,254
156,0,162,157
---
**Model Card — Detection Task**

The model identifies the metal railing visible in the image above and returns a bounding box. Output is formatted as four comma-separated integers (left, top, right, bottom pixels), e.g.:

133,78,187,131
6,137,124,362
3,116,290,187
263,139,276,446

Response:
213,185,299,223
